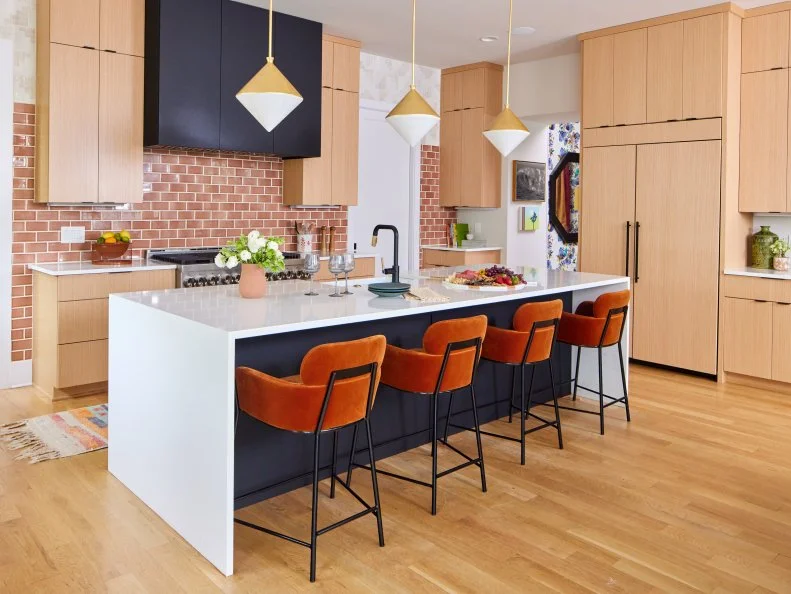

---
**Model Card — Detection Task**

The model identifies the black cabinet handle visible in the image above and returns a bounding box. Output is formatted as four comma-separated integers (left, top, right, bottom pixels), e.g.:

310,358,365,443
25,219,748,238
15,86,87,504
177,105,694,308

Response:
634,222,641,283
625,221,631,278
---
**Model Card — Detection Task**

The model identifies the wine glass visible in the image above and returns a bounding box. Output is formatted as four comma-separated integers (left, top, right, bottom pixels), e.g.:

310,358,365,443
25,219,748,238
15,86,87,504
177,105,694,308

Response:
303,253,320,296
328,254,345,297
342,253,355,295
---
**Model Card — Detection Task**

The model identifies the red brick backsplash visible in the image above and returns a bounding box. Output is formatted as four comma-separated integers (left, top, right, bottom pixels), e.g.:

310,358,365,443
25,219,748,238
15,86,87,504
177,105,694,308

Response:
419,145,455,265
9,104,451,362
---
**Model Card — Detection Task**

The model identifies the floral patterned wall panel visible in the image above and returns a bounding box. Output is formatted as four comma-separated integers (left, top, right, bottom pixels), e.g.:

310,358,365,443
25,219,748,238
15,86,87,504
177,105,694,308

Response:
546,122,581,271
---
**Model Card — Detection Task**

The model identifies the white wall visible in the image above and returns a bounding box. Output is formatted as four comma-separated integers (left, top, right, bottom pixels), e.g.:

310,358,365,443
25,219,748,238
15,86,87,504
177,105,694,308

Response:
457,126,549,268
509,53,580,123
0,39,13,387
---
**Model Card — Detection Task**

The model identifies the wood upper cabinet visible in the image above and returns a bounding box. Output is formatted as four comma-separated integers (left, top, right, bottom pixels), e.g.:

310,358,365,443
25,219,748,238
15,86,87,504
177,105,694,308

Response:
49,0,100,48
456,108,500,208
647,22,684,122
100,0,145,56
441,72,463,112
321,39,333,87
41,44,100,204
772,302,791,383
331,90,359,205
99,52,144,203
739,69,789,213
582,36,614,128
742,11,790,73
613,29,647,126
724,298,773,380
461,68,486,109
439,110,462,206
683,14,724,119
332,42,360,92
579,145,636,277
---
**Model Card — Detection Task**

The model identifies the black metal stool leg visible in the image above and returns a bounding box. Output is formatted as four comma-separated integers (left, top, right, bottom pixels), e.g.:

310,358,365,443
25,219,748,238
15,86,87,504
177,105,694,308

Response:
573,345,582,401
309,432,321,582
330,431,338,499
598,347,605,435
508,366,516,423
548,358,563,449
523,365,536,465
364,418,385,547
346,423,359,488
469,385,487,493
431,392,439,515
618,342,631,422
443,391,455,442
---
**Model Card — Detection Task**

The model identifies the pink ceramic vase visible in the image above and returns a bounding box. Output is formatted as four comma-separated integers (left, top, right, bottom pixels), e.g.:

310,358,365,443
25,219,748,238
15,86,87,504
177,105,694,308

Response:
238,264,268,298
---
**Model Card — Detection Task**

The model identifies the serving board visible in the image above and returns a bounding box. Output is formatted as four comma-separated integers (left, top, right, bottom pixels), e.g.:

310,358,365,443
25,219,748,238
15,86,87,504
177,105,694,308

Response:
442,281,534,292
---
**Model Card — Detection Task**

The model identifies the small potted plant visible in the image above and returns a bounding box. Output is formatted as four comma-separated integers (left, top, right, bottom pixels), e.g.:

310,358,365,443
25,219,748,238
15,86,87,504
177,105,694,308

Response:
770,237,790,272
215,231,285,298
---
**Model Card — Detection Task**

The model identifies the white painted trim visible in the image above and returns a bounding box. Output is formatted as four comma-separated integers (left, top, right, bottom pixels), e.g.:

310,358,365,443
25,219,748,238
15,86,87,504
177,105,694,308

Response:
0,40,14,389
10,360,32,388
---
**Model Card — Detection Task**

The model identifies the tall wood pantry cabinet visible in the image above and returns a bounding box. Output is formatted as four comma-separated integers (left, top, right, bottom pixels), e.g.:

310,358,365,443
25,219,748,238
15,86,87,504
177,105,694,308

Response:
439,62,503,208
283,35,360,206
36,0,144,204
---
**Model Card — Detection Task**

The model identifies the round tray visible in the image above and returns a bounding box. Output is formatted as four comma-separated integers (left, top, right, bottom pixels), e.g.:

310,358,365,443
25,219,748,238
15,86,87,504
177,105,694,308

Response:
368,282,411,298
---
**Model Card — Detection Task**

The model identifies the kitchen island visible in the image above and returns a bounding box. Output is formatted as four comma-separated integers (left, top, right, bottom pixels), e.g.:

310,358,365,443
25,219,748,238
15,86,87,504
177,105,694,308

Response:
107,267,630,575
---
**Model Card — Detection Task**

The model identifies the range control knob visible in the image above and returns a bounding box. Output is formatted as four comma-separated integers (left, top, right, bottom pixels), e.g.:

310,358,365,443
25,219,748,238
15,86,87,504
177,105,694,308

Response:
208,276,219,286
197,277,207,287
184,278,195,288
232,274,241,284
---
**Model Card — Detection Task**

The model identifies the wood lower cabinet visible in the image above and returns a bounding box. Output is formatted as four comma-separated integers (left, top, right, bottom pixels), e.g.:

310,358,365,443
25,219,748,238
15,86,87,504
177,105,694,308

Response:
422,248,501,267
772,302,791,383
724,297,773,379
313,256,375,282
33,269,175,399
632,141,721,375
739,69,789,213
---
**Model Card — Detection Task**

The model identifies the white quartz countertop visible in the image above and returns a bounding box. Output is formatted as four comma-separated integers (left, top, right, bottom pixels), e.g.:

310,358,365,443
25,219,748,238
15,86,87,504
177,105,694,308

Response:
30,259,178,276
724,267,791,281
111,267,629,340
422,246,503,252
318,253,376,260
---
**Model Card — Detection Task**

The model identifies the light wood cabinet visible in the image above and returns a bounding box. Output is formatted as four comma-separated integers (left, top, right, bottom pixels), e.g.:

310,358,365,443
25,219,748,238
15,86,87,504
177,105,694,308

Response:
724,297,773,379
33,269,176,400
283,36,360,206
739,69,789,213
683,14,724,119
632,141,721,375
582,36,614,128
313,256,375,282
422,248,501,267
439,62,503,208
41,43,100,204
579,145,636,277
772,302,791,383
613,29,647,126
99,0,145,56
36,0,144,204
647,22,684,123
46,0,143,56
742,11,790,73
48,0,100,48
99,52,144,204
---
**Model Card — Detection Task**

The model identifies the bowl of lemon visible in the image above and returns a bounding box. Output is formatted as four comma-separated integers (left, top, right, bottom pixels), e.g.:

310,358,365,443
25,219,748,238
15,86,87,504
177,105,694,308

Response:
93,230,131,261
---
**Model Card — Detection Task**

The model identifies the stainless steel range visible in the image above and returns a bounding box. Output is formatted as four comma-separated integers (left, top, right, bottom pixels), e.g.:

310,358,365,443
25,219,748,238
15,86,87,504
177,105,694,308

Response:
147,247,308,288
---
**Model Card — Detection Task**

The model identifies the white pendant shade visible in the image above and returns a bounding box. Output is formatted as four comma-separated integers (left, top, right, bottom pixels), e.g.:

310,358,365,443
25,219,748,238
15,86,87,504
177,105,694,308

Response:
386,88,439,147
237,59,303,132
483,107,530,156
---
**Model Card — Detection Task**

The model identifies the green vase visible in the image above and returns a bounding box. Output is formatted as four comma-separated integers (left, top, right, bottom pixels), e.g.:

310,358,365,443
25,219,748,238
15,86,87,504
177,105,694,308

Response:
752,226,778,269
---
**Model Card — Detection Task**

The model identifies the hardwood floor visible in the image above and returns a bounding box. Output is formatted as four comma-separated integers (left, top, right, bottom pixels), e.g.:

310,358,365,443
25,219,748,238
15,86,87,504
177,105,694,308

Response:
2,365,791,593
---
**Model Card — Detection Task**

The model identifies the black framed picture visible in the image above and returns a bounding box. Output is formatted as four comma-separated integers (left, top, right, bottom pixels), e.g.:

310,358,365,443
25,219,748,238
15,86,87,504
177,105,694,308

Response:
512,160,546,202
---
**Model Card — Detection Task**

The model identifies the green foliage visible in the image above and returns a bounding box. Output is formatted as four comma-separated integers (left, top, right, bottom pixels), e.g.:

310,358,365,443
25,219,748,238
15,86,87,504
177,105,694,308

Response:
215,231,286,272
770,237,791,258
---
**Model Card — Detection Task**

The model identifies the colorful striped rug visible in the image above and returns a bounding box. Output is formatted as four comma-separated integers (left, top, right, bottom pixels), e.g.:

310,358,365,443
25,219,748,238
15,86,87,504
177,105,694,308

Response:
0,404,108,463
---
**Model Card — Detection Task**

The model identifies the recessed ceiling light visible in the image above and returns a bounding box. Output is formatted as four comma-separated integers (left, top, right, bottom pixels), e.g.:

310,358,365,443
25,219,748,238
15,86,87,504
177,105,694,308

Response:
512,26,536,36
480,35,499,43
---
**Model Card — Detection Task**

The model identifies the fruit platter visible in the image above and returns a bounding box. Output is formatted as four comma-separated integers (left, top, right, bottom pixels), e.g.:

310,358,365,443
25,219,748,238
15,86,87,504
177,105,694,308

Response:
443,266,529,291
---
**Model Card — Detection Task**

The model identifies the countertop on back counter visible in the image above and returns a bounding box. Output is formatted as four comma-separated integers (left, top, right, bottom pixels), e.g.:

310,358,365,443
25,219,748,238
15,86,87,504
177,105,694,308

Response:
29,259,178,276
724,267,791,281
422,245,503,253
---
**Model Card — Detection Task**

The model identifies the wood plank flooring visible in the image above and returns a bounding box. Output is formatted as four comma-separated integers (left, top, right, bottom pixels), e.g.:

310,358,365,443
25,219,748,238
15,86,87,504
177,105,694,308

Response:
1,365,791,592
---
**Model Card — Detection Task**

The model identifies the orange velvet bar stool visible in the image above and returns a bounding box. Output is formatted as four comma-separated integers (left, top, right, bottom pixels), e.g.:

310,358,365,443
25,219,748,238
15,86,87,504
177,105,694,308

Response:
349,316,488,516
557,290,631,435
460,300,564,465
234,335,386,583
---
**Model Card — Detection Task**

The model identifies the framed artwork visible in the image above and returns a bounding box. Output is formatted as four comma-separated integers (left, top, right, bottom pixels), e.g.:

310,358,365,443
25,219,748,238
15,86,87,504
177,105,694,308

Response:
512,160,546,202
518,206,540,232
548,151,580,244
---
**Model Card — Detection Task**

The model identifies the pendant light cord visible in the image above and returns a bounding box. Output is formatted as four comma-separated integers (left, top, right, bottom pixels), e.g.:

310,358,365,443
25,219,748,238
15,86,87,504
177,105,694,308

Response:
411,0,416,88
268,0,273,61
506,0,512,107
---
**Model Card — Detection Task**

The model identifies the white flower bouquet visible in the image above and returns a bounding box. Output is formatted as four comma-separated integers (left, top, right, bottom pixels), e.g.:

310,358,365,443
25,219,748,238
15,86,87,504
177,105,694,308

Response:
215,231,286,272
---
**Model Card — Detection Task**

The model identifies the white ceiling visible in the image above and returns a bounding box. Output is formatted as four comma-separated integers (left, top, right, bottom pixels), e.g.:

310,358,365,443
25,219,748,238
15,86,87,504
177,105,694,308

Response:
239,0,785,68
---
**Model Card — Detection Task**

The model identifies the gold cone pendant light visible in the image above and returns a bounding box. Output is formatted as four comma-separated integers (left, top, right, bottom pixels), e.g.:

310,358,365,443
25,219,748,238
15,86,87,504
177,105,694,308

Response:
483,0,530,156
237,0,303,132
387,0,440,146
